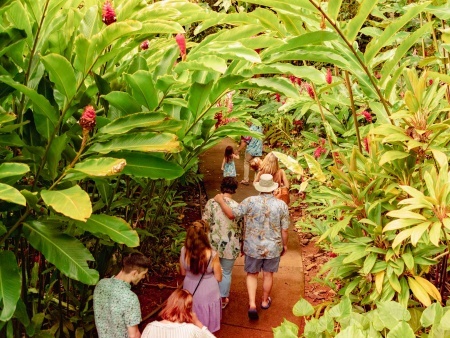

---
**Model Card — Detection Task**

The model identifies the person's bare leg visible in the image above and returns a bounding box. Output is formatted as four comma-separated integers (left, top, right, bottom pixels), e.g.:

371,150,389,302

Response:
246,272,259,309
261,271,274,307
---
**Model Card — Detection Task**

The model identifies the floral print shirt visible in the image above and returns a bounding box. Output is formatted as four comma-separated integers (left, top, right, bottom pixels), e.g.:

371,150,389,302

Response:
232,194,289,259
203,197,242,260
93,277,141,338
246,124,263,157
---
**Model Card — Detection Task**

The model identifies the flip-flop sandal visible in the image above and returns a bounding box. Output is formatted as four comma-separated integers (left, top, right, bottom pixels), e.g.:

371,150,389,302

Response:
222,298,229,309
248,308,259,320
261,297,272,310
240,180,249,185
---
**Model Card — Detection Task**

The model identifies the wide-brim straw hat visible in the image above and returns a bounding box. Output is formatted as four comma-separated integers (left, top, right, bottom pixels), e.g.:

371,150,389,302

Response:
254,174,279,192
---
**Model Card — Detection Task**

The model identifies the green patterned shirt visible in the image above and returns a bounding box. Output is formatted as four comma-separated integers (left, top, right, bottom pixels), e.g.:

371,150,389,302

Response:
94,276,141,338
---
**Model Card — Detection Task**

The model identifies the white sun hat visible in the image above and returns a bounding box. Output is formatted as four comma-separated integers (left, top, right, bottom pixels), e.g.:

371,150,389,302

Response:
254,174,279,192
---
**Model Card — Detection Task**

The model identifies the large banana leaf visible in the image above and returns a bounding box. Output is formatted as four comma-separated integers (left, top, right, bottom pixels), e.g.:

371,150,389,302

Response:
88,132,181,154
75,214,139,247
0,251,21,321
41,53,76,102
98,112,183,135
23,221,99,285
41,186,92,221
109,152,184,179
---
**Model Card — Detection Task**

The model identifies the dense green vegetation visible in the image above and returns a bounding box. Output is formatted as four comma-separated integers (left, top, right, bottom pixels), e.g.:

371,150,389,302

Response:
0,0,449,336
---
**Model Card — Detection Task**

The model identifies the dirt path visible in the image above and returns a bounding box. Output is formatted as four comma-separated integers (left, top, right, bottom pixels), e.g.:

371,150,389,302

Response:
199,138,305,337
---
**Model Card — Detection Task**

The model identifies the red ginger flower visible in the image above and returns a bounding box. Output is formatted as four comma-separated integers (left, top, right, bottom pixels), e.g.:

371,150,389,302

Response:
326,68,332,84
363,137,370,152
140,40,149,50
303,82,315,98
102,1,116,26
314,146,326,158
360,110,372,123
275,93,281,102
176,34,186,60
79,106,96,131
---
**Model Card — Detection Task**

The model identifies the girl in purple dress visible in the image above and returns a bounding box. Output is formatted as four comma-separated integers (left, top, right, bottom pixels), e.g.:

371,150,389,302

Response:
180,220,222,333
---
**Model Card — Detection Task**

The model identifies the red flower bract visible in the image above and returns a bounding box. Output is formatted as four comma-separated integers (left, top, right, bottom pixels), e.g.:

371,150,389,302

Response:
102,1,116,26
360,110,372,123
326,68,332,84
176,34,186,60
140,40,149,50
79,105,96,131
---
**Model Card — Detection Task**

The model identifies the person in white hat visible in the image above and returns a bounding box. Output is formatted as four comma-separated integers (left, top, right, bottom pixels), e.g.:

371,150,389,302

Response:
214,174,289,321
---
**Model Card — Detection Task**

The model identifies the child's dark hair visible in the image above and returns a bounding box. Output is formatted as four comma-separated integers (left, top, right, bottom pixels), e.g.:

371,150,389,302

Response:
221,177,238,194
122,252,151,273
224,146,234,163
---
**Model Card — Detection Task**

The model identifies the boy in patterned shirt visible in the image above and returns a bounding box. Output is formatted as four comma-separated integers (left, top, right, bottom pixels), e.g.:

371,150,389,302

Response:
94,252,151,338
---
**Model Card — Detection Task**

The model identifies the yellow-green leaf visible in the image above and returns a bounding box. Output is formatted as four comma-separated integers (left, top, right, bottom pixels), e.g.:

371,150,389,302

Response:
375,271,385,294
388,273,402,293
431,149,447,168
408,277,431,306
410,221,431,246
0,183,26,206
386,210,426,220
442,218,450,231
414,276,442,302
383,218,423,232
304,154,326,182
392,228,414,248
41,186,92,221
399,185,424,199
429,222,441,247
272,151,303,176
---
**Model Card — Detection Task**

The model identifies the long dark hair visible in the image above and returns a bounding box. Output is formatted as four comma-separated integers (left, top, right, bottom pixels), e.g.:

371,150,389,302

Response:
224,146,234,163
184,220,211,275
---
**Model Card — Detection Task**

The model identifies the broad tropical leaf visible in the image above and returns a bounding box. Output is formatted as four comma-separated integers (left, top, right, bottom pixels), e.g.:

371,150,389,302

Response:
0,163,30,179
69,158,127,177
75,215,139,247
0,183,26,206
41,186,92,221
41,54,77,101
124,71,159,111
23,221,99,285
0,251,21,321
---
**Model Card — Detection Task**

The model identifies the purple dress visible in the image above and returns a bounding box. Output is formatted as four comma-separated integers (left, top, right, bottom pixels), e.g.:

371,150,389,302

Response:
181,247,221,332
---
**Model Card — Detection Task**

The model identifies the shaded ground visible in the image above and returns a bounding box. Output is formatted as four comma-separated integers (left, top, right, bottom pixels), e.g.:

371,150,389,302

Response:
136,137,332,336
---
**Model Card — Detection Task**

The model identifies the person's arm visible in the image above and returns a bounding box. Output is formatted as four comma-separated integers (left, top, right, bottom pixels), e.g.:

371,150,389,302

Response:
192,313,216,338
281,169,290,189
214,194,235,219
254,171,261,184
179,253,186,276
281,229,288,256
212,254,222,282
233,153,240,160
221,157,225,171
127,325,141,338
237,139,247,153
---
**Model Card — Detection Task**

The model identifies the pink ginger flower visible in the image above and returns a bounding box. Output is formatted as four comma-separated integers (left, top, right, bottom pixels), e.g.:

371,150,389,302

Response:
314,146,326,158
296,77,302,86
303,82,315,98
363,137,370,152
79,106,96,131
275,93,281,102
140,40,149,50
175,34,186,60
326,68,332,84
360,110,372,123
289,75,296,84
102,1,116,26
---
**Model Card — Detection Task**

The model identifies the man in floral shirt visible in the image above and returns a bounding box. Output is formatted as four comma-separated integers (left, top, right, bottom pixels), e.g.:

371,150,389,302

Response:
214,174,289,320
203,177,242,309
94,252,151,338
237,120,263,185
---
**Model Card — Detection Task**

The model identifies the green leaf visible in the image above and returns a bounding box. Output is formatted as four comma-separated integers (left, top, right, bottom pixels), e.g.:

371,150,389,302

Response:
41,54,77,101
88,132,181,155
238,77,300,99
41,186,92,221
408,276,431,306
0,112,16,125
188,81,214,119
420,303,443,327
362,253,377,274
392,228,414,248
252,64,326,84
377,301,411,329
328,0,343,21
386,321,415,338
410,222,431,246
70,158,127,177
0,133,25,147
109,152,184,179
292,298,314,316
0,183,26,206
429,221,441,247
194,41,261,63
75,214,139,247
386,210,426,220
124,71,159,111
23,221,99,285
0,163,30,179
98,113,183,135
365,2,429,64
263,31,338,55
272,151,303,176
102,92,142,115
304,154,326,182
379,151,410,166
344,0,378,43
0,251,21,321
175,56,228,74
0,76,58,127
273,319,299,338
47,134,68,180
